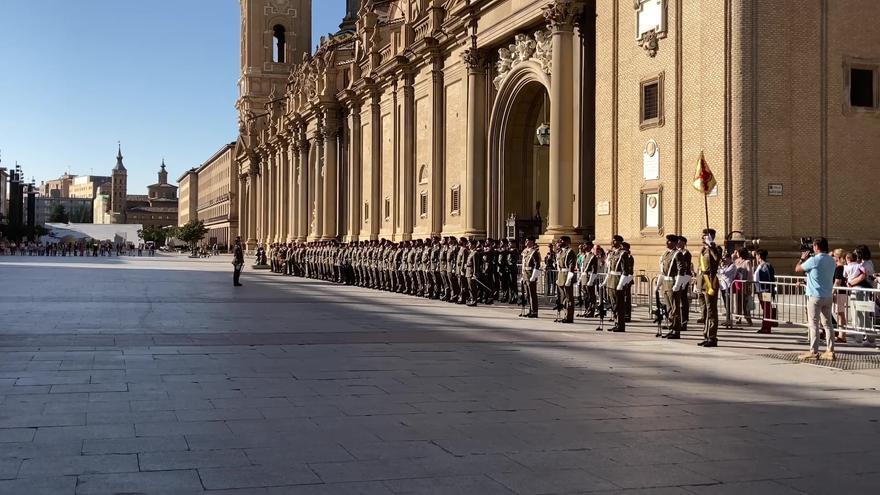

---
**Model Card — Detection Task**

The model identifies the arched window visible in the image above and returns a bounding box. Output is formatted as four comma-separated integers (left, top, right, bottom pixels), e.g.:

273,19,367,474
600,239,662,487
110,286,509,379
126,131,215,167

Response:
272,25,286,63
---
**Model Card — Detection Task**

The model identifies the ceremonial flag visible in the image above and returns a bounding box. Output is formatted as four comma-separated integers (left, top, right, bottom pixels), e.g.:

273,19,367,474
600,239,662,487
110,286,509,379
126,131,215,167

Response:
692,151,717,195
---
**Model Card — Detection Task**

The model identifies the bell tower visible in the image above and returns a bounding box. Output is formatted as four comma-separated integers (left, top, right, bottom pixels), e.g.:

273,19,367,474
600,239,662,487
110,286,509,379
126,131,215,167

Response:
237,0,312,120
110,143,127,223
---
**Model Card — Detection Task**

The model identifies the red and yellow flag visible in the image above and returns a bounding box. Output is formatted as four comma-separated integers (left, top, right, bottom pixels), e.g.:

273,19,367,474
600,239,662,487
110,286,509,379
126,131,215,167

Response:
692,151,717,195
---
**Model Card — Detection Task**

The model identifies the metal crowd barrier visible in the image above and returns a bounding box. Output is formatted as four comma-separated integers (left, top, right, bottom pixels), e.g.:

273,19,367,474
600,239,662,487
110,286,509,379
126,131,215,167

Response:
724,278,879,338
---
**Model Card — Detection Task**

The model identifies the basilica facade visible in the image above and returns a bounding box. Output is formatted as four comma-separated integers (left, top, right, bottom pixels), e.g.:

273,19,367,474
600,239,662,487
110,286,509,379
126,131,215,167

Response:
234,0,880,261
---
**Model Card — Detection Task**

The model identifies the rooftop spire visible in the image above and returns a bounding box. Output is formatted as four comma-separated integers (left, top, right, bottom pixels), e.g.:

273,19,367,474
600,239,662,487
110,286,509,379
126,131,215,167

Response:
114,142,126,172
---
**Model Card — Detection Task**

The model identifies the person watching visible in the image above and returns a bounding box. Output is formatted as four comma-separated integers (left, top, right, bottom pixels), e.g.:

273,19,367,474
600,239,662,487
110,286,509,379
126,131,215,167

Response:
795,237,836,360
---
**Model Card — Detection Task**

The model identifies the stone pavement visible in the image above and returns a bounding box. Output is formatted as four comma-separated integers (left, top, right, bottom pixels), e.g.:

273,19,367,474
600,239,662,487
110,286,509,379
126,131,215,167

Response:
0,254,878,495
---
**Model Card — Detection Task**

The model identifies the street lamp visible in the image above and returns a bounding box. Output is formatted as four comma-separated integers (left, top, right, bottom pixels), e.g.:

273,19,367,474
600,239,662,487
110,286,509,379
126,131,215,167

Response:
535,92,550,146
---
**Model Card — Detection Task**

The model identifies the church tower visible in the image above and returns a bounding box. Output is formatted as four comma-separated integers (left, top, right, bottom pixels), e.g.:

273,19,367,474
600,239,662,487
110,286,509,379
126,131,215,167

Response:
237,0,312,121
110,143,127,223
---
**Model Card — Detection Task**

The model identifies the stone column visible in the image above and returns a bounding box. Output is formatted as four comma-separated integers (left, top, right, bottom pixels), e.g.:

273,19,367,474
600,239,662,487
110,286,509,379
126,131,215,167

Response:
298,137,309,241
266,150,276,245
322,115,339,240
237,172,246,241
287,141,297,242
370,93,381,240
401,75,415,240
347,104,362,241
313,134,324,240
248,170,257,246
430,56,445,237
462,47,486,239
261,155,270,245
278,145,289,242
543,0,582,237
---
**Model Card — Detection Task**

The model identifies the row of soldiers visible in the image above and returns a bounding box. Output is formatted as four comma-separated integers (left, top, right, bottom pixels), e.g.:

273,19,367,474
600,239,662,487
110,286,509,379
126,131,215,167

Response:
263,237,523,306
524,235,635,331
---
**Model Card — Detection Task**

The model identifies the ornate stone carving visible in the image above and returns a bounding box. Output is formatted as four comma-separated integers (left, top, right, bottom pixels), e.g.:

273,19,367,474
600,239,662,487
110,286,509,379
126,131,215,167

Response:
635,0,666,58
493,29,553,89
542,0,581,31
513,34,536,62
639,29,660,57
534,30,552,73
460,48,482,71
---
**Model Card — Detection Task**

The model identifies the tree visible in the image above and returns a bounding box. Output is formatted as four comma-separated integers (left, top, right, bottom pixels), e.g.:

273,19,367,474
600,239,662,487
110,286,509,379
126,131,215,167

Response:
138,225,170,246
48,204,69,223
174,220,208,252
69,205,91,223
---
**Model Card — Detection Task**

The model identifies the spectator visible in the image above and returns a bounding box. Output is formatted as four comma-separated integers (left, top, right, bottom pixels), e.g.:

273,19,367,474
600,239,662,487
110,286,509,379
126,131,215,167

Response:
719,254,736,326
795,237,836,360
754,249,776,334
832,248,849,343
732,248,754,326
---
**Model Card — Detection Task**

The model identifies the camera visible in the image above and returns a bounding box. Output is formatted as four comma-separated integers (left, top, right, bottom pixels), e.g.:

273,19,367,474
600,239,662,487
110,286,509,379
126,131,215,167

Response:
799,236,813,253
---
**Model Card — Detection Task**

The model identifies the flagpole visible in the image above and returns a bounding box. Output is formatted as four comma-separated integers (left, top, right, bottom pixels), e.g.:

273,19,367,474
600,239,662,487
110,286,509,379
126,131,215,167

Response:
704,194,709,230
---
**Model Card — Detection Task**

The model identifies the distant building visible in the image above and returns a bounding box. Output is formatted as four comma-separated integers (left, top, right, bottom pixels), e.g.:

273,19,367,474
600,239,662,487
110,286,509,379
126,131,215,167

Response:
177,143,237,248
30,196,93,226
70,175,112,199
39,172,76,198
94,146,179,229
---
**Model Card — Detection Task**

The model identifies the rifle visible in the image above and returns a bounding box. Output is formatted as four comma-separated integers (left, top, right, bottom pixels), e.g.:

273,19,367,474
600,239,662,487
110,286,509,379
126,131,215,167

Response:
552,279,564,322
653,288,666,337
595,284,607,331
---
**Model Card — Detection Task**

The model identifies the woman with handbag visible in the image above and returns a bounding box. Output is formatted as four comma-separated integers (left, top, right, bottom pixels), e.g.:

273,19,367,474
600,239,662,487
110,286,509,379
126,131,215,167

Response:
754,250,776,333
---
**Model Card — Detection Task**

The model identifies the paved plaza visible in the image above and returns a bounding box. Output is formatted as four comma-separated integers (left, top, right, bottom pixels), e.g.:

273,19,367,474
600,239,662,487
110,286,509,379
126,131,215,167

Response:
0,254,879,494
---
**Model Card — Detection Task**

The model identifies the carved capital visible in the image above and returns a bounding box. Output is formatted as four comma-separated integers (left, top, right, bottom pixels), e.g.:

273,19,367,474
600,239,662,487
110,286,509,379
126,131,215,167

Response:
460,48,483,72
542,0,582,31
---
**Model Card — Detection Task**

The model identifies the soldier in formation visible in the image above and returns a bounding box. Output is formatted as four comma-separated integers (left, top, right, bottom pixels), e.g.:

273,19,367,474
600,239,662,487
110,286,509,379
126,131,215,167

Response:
271,237,523,306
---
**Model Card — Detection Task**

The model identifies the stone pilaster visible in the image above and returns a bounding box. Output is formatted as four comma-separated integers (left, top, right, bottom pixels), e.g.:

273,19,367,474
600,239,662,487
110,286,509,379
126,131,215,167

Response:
312,129,324,241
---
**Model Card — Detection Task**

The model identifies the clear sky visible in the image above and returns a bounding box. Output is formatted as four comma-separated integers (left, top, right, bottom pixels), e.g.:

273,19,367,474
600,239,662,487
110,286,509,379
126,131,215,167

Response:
0,0,345,192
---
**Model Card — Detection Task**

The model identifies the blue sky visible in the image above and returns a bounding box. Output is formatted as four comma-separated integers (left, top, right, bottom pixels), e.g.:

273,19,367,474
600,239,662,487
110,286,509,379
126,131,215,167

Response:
0,0,344,191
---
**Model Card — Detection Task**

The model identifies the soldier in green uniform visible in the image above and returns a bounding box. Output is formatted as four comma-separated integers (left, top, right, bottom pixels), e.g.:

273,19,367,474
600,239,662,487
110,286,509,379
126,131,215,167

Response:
554,236,577,323
675,236,694,332
457,237,469,304
606,235,634,332
698,228,723,347
520,237,540,317
659,234,681,338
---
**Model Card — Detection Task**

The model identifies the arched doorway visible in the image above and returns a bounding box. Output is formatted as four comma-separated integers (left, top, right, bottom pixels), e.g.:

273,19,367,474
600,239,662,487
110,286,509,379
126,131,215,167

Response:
488,62,551,241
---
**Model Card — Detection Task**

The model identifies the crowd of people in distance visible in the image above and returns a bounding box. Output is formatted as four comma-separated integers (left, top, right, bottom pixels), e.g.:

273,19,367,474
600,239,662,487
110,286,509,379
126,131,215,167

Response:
0,240,156,257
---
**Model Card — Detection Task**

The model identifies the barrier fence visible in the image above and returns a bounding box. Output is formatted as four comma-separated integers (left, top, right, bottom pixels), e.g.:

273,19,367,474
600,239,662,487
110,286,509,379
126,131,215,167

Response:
526,267,879,339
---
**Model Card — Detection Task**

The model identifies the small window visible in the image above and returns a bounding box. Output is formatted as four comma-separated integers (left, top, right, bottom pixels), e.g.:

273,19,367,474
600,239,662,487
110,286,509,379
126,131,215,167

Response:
419,192,428,218
273,25,286,63
642,83,658,120
450,186,461,215
384,198,391,221
364,201,370,222
851,68,875,108
418,164,428,185
640,73,664,129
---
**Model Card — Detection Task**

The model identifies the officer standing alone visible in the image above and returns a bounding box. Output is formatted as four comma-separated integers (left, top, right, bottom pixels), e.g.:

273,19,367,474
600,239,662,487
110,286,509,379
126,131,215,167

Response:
232,237,244,287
